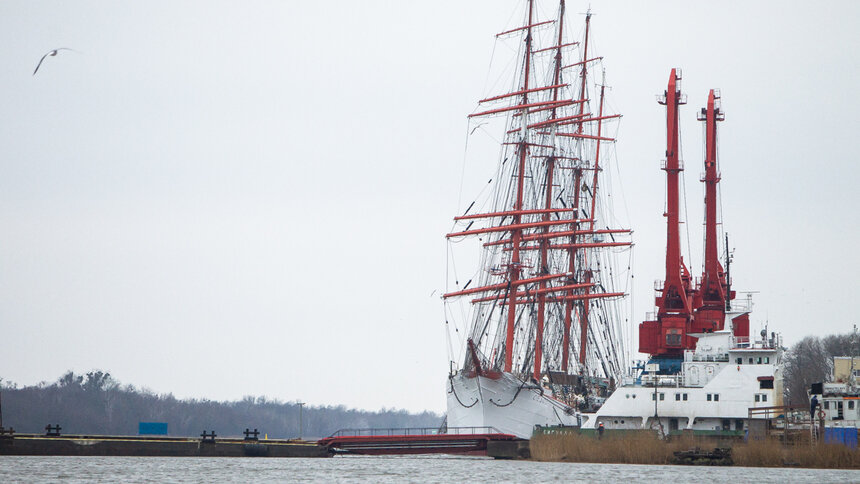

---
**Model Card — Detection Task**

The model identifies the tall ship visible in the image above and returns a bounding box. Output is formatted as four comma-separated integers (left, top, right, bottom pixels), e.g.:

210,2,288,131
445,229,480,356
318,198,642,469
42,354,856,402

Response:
443,0,633,439
581,71,783,432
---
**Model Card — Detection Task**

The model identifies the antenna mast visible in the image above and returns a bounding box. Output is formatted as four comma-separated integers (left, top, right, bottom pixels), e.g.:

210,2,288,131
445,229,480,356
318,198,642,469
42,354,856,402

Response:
725,232,732,311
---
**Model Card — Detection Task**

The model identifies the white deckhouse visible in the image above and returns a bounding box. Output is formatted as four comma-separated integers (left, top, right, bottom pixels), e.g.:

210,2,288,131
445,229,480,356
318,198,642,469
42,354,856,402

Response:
582,329,783,432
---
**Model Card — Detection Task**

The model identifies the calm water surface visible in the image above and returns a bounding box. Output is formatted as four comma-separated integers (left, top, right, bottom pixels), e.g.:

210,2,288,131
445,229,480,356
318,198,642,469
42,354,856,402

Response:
2,455,859,483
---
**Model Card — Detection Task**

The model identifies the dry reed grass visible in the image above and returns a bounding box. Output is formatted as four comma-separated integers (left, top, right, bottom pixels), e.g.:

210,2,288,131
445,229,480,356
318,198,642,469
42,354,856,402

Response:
733,439,860,468
531,432,690,465
531,433,860,469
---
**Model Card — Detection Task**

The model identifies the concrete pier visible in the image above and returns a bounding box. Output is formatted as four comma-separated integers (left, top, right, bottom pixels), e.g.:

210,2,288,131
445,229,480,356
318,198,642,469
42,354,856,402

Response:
0,433,330,457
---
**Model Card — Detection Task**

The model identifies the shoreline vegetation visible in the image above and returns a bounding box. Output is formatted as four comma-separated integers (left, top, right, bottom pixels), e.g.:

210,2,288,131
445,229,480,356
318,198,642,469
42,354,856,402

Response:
0,371,441,439
530,432,860,469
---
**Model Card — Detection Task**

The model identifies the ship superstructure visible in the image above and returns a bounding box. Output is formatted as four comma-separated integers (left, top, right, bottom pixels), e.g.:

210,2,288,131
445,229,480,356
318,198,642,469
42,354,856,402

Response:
443,0,632,439
583,71,782,432
586,329,782,431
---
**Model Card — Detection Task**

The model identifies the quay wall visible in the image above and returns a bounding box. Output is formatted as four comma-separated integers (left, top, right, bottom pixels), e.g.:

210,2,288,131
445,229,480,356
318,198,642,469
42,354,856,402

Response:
530,430,860,468
0,434,330,458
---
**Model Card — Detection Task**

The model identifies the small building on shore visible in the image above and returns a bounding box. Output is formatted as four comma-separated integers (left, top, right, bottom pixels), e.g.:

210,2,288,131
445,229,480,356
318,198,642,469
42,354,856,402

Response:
811,357,860,428
833,357,860,382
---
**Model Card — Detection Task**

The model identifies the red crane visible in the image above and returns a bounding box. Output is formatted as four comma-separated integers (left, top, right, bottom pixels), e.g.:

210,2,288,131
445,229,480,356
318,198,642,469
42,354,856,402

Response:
693,90,750,340
692,89,728,333
639,69,694,357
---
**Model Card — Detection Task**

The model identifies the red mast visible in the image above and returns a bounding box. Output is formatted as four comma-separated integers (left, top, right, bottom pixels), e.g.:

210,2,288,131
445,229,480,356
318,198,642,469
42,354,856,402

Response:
579,74,607,367
504,0,535,373
562,167,582,371
639,69,693,357
575,13,591,134
561,10,591,371
574,13,594,369
534,0,567,381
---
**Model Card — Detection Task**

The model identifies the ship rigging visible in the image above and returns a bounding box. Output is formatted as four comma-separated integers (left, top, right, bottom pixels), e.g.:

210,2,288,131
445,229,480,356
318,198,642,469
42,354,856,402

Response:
443,0,633,423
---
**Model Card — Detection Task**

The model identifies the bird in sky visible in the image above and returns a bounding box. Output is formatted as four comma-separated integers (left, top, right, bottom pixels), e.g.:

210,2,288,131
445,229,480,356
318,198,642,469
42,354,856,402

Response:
33,48,77,76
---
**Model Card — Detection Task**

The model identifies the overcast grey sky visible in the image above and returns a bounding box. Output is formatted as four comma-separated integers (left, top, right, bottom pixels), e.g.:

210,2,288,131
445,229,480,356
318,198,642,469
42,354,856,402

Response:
0,1,857,413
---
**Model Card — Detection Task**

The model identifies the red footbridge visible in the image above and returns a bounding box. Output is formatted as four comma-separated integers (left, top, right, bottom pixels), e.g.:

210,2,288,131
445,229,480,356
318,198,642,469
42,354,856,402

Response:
317,427,520,456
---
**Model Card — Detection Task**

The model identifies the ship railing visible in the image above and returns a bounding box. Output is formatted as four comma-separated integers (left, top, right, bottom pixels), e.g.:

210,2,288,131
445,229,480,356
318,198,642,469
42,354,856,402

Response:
660,159,685,171
748,404,809,425
327,426,505,438
733,336,751,348
641,374,685,387
729,294,754,313
688,354,730,363
621,376,638,386
733,335,780,350
697,171,722,182
747,405,816,440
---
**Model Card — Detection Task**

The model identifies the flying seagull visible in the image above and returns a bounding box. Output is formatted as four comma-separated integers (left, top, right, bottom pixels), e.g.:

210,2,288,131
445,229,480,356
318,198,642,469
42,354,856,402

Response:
33,48,77,76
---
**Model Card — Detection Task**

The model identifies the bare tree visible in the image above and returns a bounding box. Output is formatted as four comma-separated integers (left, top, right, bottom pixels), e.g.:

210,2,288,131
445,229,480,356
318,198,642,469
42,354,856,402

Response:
783,336,832,406
822,332,858,360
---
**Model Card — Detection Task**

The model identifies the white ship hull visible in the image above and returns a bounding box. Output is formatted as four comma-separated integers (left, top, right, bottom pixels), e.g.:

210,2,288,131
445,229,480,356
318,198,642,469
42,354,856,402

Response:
581,330,783,432
446,371,579,439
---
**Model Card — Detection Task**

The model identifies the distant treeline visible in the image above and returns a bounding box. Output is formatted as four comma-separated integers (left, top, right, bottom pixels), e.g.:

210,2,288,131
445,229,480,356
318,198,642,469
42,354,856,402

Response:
0,371,441,439
783,331,858,406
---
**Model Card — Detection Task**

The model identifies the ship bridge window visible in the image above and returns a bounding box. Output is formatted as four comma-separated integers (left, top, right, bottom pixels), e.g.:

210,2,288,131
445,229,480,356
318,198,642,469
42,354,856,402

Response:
708,393,720,402
666,329,682,347
760,379,774,389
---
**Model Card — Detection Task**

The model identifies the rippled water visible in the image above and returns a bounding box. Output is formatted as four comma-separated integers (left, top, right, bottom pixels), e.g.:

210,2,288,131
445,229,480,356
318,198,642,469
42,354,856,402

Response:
2,455,859,483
